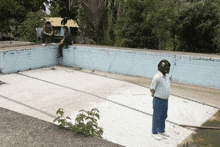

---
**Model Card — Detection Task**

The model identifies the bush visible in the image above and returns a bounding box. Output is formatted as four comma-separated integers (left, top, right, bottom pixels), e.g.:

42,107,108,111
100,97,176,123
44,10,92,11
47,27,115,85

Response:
16,11,47,42
54,108,103,138
174,0,220,53
113,0,159,49
114,38,133,47
145,0,178,50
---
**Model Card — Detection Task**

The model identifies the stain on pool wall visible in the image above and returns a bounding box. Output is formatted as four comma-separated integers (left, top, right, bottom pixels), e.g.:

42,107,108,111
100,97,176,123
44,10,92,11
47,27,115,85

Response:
62,46,220,89
0,46,58,74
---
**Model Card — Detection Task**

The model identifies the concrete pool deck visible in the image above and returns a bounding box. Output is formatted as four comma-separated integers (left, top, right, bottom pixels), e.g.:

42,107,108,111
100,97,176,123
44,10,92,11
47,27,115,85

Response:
0,66,219,147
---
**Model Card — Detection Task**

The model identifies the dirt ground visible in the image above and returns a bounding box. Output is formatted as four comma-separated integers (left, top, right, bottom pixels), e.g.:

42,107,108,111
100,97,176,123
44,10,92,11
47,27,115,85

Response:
0,107,123,147
0,66,219,147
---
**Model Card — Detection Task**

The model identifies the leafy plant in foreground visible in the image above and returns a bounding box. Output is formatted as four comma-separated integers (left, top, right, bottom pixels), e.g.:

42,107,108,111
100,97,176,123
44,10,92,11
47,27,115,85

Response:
53,108,103,138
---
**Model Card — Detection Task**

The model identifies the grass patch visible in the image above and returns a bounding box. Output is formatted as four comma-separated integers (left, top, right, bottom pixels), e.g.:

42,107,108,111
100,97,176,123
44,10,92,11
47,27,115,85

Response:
191,110,220,147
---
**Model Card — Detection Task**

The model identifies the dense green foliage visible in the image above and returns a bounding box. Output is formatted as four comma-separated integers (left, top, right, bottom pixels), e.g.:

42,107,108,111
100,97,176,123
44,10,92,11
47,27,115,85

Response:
49,4,61,17
0,0,49,32
2,0,220,53
114,0,178,49
49,0,78,24
174,0,220,53
16,11,47,42
49,0,219,53
144,0,178,50
114,0,220,53
114,0,158,48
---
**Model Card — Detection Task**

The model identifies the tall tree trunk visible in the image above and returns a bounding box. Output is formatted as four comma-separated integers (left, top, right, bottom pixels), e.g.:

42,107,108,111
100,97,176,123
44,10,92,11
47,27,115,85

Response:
81,0,107,43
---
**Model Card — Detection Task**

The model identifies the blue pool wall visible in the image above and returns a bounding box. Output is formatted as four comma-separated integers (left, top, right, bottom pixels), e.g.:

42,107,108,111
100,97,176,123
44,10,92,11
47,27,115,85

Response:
0,46,58,74
0,45,220,89
0,52,3,72
62,46,220,89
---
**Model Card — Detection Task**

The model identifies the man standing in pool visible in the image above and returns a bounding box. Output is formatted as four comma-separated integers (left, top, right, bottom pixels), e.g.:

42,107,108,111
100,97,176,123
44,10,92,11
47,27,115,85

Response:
57,26,73,58
150,60,171,140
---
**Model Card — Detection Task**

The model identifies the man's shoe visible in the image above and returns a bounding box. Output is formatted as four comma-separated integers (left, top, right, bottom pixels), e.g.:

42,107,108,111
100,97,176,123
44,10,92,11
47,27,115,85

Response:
152,134,162,140
42,44,45,46
159,132,170,137
52,43,56,45
57,55,63,58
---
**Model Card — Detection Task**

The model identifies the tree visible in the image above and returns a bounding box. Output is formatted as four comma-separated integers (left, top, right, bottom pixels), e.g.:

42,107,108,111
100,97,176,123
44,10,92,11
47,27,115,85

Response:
80,0,108,43
0,0,49,32
0,0,22,32
50,0,124,44
145,0,178,50
174,0,220,53
49,4,61,17
99,0,126,45
49,0,78,25
80,0,126,44
16,11,47,42
113,0,159,48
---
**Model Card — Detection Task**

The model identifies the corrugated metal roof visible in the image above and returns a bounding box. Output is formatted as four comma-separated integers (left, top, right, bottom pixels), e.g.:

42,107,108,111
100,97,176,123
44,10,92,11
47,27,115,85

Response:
45,17,79,27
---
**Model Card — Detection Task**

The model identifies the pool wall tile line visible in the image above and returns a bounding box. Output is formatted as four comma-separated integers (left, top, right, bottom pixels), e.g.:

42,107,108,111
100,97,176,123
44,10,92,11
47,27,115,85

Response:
0,45,220,89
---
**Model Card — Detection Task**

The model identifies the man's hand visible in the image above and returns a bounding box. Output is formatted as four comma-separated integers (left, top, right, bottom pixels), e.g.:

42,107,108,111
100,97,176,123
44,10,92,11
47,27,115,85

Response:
59,39,64,45
43,31,53,36
43,31,50,36
150,89,155,97
49,31,53,36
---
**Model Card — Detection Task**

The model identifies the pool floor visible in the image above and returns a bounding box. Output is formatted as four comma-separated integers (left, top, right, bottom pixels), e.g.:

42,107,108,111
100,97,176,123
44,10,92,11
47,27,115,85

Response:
0,66,218,147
